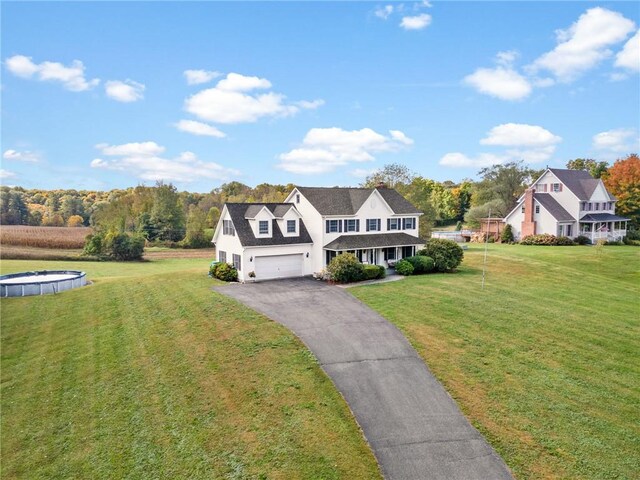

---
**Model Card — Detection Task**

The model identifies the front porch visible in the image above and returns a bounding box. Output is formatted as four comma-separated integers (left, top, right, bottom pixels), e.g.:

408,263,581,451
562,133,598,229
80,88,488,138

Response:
579,213,630,242
323,232,425,269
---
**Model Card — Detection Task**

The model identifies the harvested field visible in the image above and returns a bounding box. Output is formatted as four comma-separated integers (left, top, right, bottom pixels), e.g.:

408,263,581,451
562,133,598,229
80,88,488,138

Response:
0,226,91,249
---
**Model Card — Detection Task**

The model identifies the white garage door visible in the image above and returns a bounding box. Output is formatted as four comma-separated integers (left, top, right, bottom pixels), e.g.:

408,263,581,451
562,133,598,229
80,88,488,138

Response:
255,254,304,280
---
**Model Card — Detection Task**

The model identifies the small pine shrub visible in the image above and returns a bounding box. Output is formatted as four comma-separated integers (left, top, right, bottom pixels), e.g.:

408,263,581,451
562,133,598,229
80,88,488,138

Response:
326,253,364,283
395,259,414,276
501,224,514,243
417,238,464,272
362,264,385,280
574,235,591,245
405,255,434,274
213,263,238,282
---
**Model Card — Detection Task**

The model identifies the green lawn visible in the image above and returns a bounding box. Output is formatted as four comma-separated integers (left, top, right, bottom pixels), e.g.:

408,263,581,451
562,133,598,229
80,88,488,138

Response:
1,259,380,479
352,244,640,480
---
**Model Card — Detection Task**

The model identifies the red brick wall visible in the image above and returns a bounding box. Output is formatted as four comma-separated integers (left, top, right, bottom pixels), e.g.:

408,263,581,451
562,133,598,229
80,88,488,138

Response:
521,188,536,237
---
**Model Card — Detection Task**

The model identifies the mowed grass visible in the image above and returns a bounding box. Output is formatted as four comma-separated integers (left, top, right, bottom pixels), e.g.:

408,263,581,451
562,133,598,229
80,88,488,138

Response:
1,259,380,479
351,244,640,480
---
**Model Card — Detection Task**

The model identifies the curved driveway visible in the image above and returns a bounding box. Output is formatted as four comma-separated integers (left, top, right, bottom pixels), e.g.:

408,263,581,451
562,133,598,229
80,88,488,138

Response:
215,278,513,480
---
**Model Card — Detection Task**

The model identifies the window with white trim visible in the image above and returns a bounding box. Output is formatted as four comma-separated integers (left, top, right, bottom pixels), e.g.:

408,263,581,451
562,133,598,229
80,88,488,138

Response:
219,250,227,263
326,219,341,233
232,254,241,271
345,219,359,232
387,218,401,231
594,203,599,211
287,219,296,233
402,217,416,230
552,183,562,192
535,205,540,214
223,220,235,236
259,220,269,234
366,218,381,231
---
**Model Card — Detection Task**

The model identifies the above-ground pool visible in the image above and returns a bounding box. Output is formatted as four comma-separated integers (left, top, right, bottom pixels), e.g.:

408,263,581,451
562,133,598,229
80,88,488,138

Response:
0,270,87,297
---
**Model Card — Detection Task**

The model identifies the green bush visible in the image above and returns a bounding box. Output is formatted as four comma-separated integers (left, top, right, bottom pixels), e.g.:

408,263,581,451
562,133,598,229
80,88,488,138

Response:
556,236,575,246
362,264,385,280
83,232,144,260
105,232,145,260
520,234,574,246
417,238,464,272
209,261,221,277
574,235,591,245
213,262,238,282
622,236,640,246
83,233,104,256
394,259,414,276
326,253,364,283
501,224,514,243
405,255,434,274
626,228,640,241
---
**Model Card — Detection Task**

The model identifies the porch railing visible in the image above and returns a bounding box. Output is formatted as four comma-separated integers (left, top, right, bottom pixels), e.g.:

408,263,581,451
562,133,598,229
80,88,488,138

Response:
580,230,627,242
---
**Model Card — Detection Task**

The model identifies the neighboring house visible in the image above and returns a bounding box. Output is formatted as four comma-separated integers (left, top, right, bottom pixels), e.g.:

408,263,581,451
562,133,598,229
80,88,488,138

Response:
504,168,629,242
212,185,424,281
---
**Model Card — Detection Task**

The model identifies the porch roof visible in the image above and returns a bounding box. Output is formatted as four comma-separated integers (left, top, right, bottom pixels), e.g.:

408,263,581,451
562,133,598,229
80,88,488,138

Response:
579,213,630,222
324,232,425,251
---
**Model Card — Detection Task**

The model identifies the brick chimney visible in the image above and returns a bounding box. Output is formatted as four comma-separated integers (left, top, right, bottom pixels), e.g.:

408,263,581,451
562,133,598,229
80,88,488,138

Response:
521,188,536,237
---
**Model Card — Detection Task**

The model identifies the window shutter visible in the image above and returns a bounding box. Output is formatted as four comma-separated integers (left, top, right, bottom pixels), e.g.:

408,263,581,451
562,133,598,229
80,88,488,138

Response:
356,219,360,232
339,220,342,233
326,220,330,234
387,218,391,230
366,220,370,232
377,219,381,231
559,184,563,192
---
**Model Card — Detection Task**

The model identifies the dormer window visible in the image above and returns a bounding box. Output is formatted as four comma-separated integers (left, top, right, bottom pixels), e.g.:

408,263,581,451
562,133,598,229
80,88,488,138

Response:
287,219,296,233
259,220,269,234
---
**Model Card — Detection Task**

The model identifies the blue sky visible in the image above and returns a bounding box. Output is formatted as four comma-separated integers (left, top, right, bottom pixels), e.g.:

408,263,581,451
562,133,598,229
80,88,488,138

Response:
2,1,639,192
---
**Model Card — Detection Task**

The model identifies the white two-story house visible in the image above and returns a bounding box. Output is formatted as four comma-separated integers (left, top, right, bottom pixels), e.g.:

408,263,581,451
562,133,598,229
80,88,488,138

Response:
504,168,629,242
212,185,424,281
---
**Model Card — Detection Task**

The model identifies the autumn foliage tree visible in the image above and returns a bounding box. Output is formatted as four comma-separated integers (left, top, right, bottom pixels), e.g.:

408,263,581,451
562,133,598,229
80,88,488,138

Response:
603,154,640,228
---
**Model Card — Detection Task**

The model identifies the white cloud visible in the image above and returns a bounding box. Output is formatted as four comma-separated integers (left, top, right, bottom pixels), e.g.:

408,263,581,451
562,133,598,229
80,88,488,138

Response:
495,50,519,67
350,168,378,178
440,123,561,168
3,149,40,162
96,141,165,157
184,69,222,85
0,169,17,179
105,79,145,102
528,7,636,82
175,119,226,138
439,153,508,168
91,141,239,183
4,54,99,91
480,123,562,147
277,127,413,174
464,66,532,101
592,128,639,153
184,72,323,124
295,99,325,109
375,5,394,20
615,30,640,72
400,13,432,30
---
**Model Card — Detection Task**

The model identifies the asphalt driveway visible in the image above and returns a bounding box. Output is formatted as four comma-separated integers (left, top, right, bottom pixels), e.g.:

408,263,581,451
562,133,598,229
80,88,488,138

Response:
215,278,513,480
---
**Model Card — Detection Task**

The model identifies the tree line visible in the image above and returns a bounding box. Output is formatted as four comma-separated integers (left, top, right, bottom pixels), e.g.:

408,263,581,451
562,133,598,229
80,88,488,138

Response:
1,153,638,243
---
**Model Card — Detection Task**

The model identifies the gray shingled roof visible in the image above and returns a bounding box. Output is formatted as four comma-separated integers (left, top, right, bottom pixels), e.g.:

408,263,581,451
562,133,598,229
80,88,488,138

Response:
224,203,313,247
324,232,425,250
296,186,421,215
548,168,601,200
579,213,630,222
244,205,265,219
273,204,293,218
534,193,575,222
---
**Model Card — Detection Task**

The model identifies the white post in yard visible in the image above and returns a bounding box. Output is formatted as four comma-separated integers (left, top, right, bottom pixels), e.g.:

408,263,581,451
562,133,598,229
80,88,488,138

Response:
481,209,491,290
